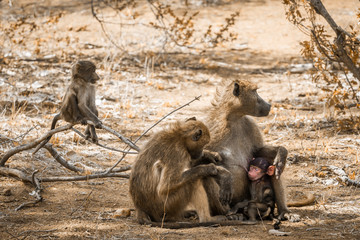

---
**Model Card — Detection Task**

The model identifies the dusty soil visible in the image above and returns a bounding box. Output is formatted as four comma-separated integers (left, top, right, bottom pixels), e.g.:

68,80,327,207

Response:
1,0,360,239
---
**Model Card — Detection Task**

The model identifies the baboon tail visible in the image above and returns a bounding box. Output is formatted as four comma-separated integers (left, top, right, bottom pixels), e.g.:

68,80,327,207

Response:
33,114,61,154
287,194,316,207
143,220,256,229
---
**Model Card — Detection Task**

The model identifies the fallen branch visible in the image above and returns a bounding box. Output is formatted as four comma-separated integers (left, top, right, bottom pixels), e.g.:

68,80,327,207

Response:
15,170,43,211
105,95,202,173
0,124,73,166
71,127,138,154
40,172,129,182
0,167,33,183
0,166,129,184
43,144,84,173
327,165,360,188
0,167,43,210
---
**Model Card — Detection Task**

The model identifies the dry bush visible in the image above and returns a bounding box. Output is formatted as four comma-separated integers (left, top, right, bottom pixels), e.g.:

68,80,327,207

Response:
283,0,360,132
92,0,239,50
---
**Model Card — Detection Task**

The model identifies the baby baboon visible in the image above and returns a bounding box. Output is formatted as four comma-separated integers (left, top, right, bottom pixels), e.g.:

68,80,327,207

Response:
228,157,275,221
34,61,102,153
205,79,293,220
129,118,234,226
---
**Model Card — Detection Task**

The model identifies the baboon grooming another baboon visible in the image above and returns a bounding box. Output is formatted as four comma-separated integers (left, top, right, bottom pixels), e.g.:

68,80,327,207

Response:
129,118,237,226
34,60,102,153
205,79,295,220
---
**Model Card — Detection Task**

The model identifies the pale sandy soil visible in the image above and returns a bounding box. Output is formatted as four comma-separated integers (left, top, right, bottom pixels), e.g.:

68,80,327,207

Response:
0,0,359,239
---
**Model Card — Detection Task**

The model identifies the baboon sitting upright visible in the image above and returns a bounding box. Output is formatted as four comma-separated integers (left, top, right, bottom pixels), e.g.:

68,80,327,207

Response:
129,118,233,225
34,60,102,153
205,79,293,220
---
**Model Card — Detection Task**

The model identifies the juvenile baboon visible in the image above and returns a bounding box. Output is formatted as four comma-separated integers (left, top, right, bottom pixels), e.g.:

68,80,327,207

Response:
228,157,276,221
205,79,294,220
34,61,102,153
129,118,237,226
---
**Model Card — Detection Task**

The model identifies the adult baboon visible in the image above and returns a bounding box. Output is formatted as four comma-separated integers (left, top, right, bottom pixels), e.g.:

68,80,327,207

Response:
205,79,292,220
129,118,240,227
34,60,102,153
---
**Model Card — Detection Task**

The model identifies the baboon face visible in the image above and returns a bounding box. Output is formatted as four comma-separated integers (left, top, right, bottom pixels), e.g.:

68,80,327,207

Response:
182,119,211,159
232,81,271,117
72,60,100,84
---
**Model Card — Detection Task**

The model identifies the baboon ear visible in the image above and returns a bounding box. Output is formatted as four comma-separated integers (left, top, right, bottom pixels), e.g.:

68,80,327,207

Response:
266,165,275,176
186,117,197,122
233,82,240,97
192,129,202,141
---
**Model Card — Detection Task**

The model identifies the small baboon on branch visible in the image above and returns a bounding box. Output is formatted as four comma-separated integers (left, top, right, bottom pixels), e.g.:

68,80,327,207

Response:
33,60,102,154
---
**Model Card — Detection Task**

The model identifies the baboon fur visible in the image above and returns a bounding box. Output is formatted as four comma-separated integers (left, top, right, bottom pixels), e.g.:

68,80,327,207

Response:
129,118,232,224
205,79,290,219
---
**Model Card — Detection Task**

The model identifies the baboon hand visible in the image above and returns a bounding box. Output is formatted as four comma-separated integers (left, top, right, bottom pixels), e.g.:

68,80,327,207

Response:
273,158,285,179
219,183,233,206
204,163,218,176
95,121,102,129
202,150,222,164
80,118,88,125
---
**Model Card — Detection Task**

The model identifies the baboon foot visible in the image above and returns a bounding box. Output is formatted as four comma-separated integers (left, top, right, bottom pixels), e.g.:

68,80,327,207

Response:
279,212,300,222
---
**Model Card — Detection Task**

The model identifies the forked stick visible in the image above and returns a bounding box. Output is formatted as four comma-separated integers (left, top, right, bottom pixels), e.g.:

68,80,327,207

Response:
0,124,73,166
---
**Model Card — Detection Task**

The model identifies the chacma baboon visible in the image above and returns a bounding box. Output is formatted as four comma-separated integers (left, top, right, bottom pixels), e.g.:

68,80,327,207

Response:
34,60,102,153
228,157,276,221
204,79,295,220
129,118,248,228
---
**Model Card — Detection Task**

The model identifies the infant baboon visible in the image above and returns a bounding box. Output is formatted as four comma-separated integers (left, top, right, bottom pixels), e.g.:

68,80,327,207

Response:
129,118,234,226
228,157,275,221
34,60,102,153
205,79,294,220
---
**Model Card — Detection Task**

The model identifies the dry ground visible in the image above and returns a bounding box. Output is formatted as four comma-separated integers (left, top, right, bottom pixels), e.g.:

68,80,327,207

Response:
1,0,360,239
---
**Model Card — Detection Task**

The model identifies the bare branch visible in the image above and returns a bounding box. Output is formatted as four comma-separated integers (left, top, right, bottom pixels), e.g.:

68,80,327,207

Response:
0,167,32,183
0,124,73,166
71,127,138,154
309,0,360,81
43,144,84,173
95,122,140,152
40,172,129,182
15,170,43,211
134,95,202,143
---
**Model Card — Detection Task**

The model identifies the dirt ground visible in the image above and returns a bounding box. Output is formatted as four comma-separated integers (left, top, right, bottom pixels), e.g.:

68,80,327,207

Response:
1,0,360,239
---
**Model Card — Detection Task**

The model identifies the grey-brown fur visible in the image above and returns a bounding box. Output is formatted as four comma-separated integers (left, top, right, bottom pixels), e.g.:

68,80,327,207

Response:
129,118,232,225
229,174,275,221
34,61,101,153
205,79,290,219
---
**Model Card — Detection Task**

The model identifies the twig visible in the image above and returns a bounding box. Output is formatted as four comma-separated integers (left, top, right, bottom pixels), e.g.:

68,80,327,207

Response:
345,178,360,188
0,126,38,145
70,190,93,216
105,95,202,173
43,144,84,173
134,95,201,143
15,170,43,211
0,124,73,166
71,127,138,154
94,122,140,152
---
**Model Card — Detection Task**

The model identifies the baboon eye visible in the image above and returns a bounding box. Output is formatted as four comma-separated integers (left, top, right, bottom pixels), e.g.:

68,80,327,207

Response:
233,82,240,97
192,129,202,141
